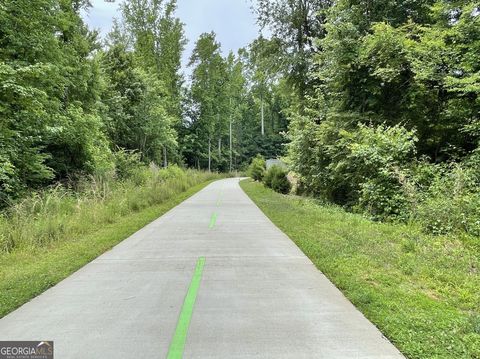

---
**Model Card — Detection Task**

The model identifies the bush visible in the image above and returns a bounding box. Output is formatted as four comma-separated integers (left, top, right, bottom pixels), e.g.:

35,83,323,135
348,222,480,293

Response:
415,162,480,236
113,149,144,180
288,114,480,237
248,154,266,181
263,165,279,188
157,164,187,182
264,165,291,194
357,170,412,221
296,122,418,219
272,172,291,194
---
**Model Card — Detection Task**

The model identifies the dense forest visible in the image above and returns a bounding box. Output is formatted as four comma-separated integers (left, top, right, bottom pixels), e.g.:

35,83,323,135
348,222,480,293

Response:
0,0,289,206
252,0,479,237
273,0,479,235
1,0,479,236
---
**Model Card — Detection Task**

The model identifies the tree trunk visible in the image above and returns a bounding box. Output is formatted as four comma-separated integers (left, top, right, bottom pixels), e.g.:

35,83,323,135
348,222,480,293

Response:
163,146,168,168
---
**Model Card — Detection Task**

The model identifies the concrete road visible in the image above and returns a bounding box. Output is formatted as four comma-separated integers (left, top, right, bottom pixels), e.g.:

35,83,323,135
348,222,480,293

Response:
0,178,404,358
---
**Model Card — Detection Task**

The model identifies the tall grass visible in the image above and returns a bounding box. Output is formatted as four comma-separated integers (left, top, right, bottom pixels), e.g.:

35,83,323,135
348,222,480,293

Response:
0,165,223,254
241,179,480,358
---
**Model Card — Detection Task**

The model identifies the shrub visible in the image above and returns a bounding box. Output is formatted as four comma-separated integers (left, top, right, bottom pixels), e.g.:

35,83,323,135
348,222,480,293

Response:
263,165,280,188
415,162,480,236
357,170,411,221
248,154,266,181
113,149,144,180
272,172,291,194
264,165,291,194
288,116,480,236
315,123,418,219
157,164,187,182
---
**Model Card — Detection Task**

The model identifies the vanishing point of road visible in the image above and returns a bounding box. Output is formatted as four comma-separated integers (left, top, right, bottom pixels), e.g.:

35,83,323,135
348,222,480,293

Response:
0,178,404,358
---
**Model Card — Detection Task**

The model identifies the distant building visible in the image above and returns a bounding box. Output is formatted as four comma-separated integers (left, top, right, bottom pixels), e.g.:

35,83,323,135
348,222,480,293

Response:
266,159,287,170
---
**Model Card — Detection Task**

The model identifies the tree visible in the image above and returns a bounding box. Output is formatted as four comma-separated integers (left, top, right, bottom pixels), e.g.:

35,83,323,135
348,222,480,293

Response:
101,0,185,165
246,38,281,136
187,32,228,171
255,0,332,101
315,0,479,160
0,0,113,204
285,0,480,222
120,0,185,164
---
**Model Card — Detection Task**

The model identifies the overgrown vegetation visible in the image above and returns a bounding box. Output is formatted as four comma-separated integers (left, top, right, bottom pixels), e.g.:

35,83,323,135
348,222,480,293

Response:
0,166,222,317
2,0,478,231
0,166,222,254
241,179,480,359
0,0,289,207
250,0,480,238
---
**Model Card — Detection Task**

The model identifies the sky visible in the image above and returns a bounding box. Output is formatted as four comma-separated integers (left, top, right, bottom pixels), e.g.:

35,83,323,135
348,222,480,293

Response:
82,0,261,76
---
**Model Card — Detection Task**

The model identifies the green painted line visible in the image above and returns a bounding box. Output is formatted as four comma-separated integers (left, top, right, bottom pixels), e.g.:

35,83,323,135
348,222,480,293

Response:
167,257,206,359
209,212,218,229
216,192,223,206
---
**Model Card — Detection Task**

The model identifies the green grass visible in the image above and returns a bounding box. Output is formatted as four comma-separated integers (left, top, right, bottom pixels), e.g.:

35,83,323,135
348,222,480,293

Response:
240,179,480,359
0,168,223,318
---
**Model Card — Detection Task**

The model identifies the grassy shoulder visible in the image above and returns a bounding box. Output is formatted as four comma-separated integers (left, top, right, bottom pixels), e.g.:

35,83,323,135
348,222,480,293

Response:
0,172,222,318
240,179,480,359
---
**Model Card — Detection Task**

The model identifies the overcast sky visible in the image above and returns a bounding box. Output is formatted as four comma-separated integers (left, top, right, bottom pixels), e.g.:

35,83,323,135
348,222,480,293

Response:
82,0,261,76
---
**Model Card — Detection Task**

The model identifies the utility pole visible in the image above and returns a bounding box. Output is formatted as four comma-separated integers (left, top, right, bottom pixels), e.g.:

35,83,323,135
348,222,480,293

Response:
208,136,211,172
229,98,233,172
217,114,221,159
261,92,265,136
229,118,233,172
